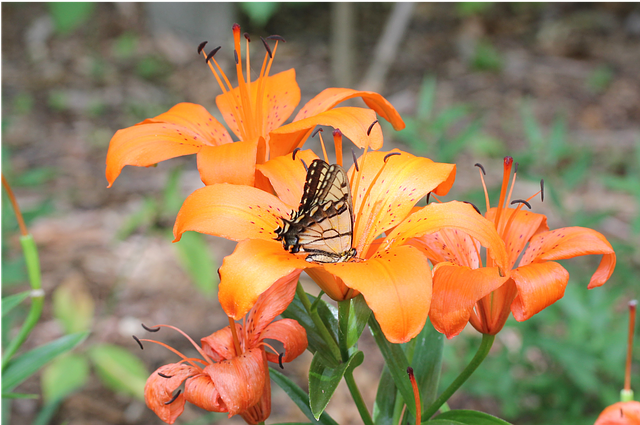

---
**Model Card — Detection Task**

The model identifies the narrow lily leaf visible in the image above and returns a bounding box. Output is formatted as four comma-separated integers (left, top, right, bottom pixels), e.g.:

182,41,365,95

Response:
372,365,398,425
425,420,465,425
368,316,416,416
0,393,38,399
411,319,444,407
309,350,364,420
173,231,217,295
2,331,89,393
88,343,148,401
269,367,339,425
433,410,513,425
2,291,30,317
41,353,89,402
282,292,340,368
346,295,371,348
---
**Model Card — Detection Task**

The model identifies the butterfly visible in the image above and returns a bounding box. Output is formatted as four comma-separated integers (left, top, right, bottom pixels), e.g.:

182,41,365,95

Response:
275,159,357,263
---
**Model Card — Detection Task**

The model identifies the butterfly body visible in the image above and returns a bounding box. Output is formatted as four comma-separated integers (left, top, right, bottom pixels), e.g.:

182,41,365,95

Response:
275,159,357,263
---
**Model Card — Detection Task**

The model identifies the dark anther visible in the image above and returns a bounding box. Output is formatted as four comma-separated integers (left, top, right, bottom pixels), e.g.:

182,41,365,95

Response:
407,366,414,376
292,147,301,160
278,352,285,369
233,50,239,65
504,156,513,166
426,192,431,204
511,199,532,209
474,163,486,175
514,162,519,173
384,152,401,162
206,46,221,63
142,323,161,332
352,149,360,172
620,408,624,418
540,179,544,202
158,372,173,379
266,35,286,42
198,41,208,54
300,158,308,172
462,201,482,215
164,390,182,405
132,335,144,350
367,120,379,136
312,127,323,138
243,32,250,42
260,37,273,58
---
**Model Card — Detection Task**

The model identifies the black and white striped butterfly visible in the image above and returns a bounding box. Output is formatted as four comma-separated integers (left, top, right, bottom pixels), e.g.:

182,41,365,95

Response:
275,159,357,263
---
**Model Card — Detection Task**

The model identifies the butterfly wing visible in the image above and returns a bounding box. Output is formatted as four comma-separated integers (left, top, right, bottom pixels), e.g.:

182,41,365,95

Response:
275,159,356,263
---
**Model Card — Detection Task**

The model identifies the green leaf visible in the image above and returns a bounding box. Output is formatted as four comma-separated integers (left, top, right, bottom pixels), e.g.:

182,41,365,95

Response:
2,331,89,393
2,291,30,317
346,295,371,348
309,350,364,419
269,367,339,425
239,2,280,27
52,275,94,334
31,398,63,425
0,393,39,399
162,167,184,216
174,232,217,296
282,292,340,368
372,365,398,425
417,75,437,120
41,353,89,402
47,2,95,35
434,410,513,424
368,316,416,416
425,420,465,425
410,319,444,407
87,343,148,400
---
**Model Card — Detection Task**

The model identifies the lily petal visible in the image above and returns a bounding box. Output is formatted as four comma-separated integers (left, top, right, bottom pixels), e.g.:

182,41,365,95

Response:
218,239,309,319
510,262,569,321
384,201,509,272
106,103,232,187
409,228,482,268
519,227,616,289
595,401,640,425
485,208,548,269
145,363,200,424
350,150,456,253
173,184,288,243
260,319,308,364
197,139,258,186
205,348,267,416
201,324,242,362
430,263,510,338
184,373,226,412
216,69,301,139
246,273,299,344
324,245,431,343
256,149,318,208
269,107,383,158
293,87,405,130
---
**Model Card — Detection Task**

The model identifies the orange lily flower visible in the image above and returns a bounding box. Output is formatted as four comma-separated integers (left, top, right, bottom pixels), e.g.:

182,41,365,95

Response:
173,141,506,344
105,23,404,189
595,402,640,425
140,277,307,424
415,156,616,338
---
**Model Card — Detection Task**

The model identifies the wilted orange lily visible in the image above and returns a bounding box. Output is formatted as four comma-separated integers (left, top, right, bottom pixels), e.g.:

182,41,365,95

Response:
140,277,306,424
105,23,404,189
415,157,616,338
173,142,506,344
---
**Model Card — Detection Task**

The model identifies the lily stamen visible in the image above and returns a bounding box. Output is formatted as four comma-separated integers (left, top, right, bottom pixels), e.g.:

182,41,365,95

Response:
228,316,243,355
157,372,173,379
318,128,329,163
164,390,182,405
141,323,215,365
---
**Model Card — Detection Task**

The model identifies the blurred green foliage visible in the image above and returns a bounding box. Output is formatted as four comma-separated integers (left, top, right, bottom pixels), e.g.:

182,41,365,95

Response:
47,2,95,35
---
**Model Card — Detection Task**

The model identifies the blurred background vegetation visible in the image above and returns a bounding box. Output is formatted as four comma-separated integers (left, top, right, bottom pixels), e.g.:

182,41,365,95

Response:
2,3,639,425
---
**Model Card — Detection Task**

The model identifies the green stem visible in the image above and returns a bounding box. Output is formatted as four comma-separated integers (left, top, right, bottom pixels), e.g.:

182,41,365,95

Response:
344,370,374,425
2,235,45,370
338,300,350,361
295,284,341,362
421,333,495,421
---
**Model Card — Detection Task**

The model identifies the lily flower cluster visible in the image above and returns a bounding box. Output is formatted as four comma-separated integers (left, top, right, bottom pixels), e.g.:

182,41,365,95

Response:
107,24,618,425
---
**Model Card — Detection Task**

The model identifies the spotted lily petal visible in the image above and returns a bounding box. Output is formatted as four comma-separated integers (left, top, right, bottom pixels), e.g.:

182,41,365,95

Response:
409,228,482,268
519,227,616,289
260,319,308,364
197,138,259,186
246,272,299,343
595,401,640,425
256,149,319,207
268,107,383,158
293,87,405,130
324,245,431,344
201,324,242,362
106,103,232,187
218,239,310,319
173,184,289,243
510,262,570,321
184,373,225,412
430,263,510,338
145,363,200,424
